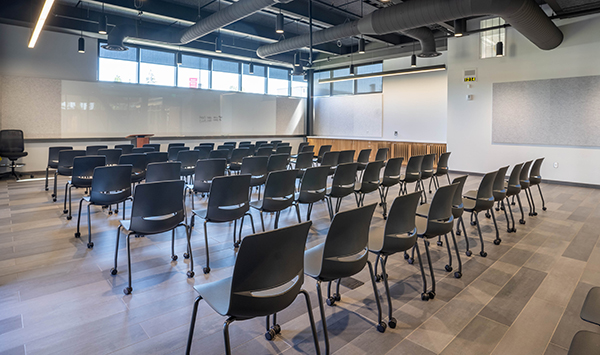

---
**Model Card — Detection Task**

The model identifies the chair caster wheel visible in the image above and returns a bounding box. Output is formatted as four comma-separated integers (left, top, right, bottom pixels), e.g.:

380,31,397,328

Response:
376,322,387,333
375,274,382,282
533,212,538,216
273,324,281,334
511,202,516,205
404,253,410,260
454,271,462,278
407,258,414,265
110,268,118,275
480,251,487,257
388,317,397,329
519,219,526,225
379,202,382,206
265,329,276,341
495,207,500,211
183,253,189,259
63,209,68,214
53,198,57,202
421,293,430,301
334,293,341,302
456,230,461,235
108,211,113,215
87,242,94,248
45,188,49,191
466,250,472,257
428,291,435,299
187,271,195,278
74,232,81,238
542,207,547,211
123,287,132,295
114,209,119,214
234,242,240,248
326,297,336,306
66,216,72,220
172,255,178,261
485,212,491,218
445,265,453,272
493,239,501,245
470,221,476,226
437,241,443,246
529,213,534,217
203,267,210,274
383,216,387,220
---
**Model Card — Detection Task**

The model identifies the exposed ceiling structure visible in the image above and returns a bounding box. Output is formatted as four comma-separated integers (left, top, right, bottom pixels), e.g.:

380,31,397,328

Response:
1,0,600,69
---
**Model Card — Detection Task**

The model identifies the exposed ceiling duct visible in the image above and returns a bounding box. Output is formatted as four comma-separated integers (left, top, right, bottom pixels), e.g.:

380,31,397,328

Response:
256,0,564,58
400,28,441,58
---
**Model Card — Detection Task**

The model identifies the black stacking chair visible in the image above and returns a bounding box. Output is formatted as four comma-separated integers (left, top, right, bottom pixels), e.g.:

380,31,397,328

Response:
568,331,600,355
301,145,315,153
255,140,268,148
581,287,600,326
356,149,372,173
529,157,547,212
97,148,122,166
270,140,282,146
463,171,498,257
217,144,235,161
518,160,535,218
275,145,292,155
185,222,320,355
297,142,309,154
64,156,106,220
228,148,251,174
0,130,30,180
85,145,108,155
295,152,314,178
484,166,509,241
320,151,339,176
113,180,193,294
255,146,273,157
209,149,229,160
53,150,85,202
294,166,329,221
354,160,384,207
338,150,355,164
223,141,237,148
178,150,200,181
143,143,161,151
267,153,288,172
449,176,470,258
250,169,300,231
132,147,154,154
198,142,214,150
419,154,436,203
118,153,147,184
194,146,212,160
325,162,358,219
241,156,268,200
146,151,168,165
375,148,389,162
191,175,255,274
430,152,451,191
505,163,524,231
245,144,256,156
146,162,181,183
239,141,251,147
369,192,422,328
304,203,385,355
75,165,132,248
168,146,189,161
46,146,72,191
400,155,423,196
188,158,227,210
314,145,332,164
167,143,185,151
115,144,134,154
379,157,403,219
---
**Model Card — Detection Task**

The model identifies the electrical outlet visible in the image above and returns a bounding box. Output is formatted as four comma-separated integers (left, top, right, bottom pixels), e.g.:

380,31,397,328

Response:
553,162,559,168
394,131,398,137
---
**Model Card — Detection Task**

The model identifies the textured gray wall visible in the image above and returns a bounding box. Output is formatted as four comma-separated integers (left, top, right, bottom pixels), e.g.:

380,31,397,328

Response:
492,75,600,147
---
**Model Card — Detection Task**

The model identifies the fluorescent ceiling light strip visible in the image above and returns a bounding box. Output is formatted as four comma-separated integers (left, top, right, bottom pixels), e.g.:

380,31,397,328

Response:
318,65,446,84
28,0,55,48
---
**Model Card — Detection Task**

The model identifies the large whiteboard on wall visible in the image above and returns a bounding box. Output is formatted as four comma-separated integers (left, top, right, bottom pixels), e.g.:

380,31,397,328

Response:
492,76,600,147
314,93,382,138
60,80,305,138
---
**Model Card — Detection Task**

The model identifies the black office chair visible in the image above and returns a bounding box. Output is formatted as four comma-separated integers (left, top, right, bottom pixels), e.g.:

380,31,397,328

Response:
223,141,237,148
198,142,214,150
112,180,193,294
241,156,268,200
177,150,200,181
399,155,423,196
132,147,154,154
379,157,403,220
304,203,385,355
483,166,509,242
188,158,227,210
505,163,524,231
143,143,161,152
194,146,212,160
430,152,451,192
75,165,131,248
191,174,255,274
354,160,384,207
255,146,273,157
85,145,108,155
250,169,300,231
185,222,320,355
270,140,282,146
239,141,251,147
297,141,309,154
419,154,436,203
167,143,185,151
314,145,332,164
115,144,134,154
118,153,147,184
338,150,355,165
53,150,85,202
145,151,168,165
209,149,229,160
64,156,106,220
325,162,358,219
217,145,235,161
294,151,314,178
294,166,329,221
168,146,189,161
375,147,389,162
267,153,288,172
320,151,339,176
463,171,498,257
356,149,372,173
568,331,600,355
0,130,28,180
529,157,547,212
228,148,251,174
275,145,292,156
255,140,268,148
146,162,181,183
97,148,122,166
45,146,72,191
518,160,535,218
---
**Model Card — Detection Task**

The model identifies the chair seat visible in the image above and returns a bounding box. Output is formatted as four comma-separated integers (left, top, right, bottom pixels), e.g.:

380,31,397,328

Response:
304,242,325,278
463,190,477,200
1,152,27,160
400,173,419,183
381,176,400,187
120,220,131,231
191,209,207,220
581,287,600,326
530,176,541,185
194,277,233,316
462,197,477,211
568,331,600,355
416,216,428,236
355,182,379,194
416,203,430,218
368,226,415,254
249,200,263,210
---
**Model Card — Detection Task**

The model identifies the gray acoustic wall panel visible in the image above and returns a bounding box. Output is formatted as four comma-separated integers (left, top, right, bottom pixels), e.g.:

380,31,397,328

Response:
314,93,382,138
492,75,600,147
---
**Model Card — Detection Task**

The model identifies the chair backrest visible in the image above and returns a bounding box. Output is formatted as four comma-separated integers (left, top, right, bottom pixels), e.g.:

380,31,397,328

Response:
261,169,298,211
48,146,73,165
383,157,403,180
520,160,533,183
130,180,185,234
318,204,377,280
255,147,273,157
375,148,389,162
436,152,451,174
86,145,108,155
194,146,212,160
217,144,235,153
508,163,523,188
301,145,315,153
338,150,355,164
143,143,161,152
451,175,468,208
361,160,385,185
228,221,311,317
118,153,147,175
146,151,168,165
168,146,190,161
321,151,339,167
405,155,424,179
89,165,132,205
57,150,86,175
330,162,358,197
239,141,251,147
423,183,459,237
0,130,24,153
255,141,268,148
241,156,269,186
494,166,509,192
421,154,436,176
295,152,314,170
97,148,122,165
267,153,289,172
380,192,422,252
473,171,498,211
271,140,282,145
316,145,332,159
224,141,237,148
115,144,134,154
71,156,106,186
298,166,329,203
209,149,230,160
177,150,200,170
297,142,308,153
146,162,181,183
167,143,185,151
198,143,215,150
193,158,227,193
206,174,251,222
357,149,371,164
276,146,292,155
132,147,154,154
530,157,544,179
230,148,251,165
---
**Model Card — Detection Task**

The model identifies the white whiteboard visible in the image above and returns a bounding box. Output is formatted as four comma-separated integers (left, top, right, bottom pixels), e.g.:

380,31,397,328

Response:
314,93,383,138
61,80,305,138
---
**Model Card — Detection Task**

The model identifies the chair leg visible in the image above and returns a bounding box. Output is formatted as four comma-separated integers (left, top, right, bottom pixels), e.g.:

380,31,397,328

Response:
414,241,429,301
171,229,177,260
380,256,396,328
185,225,194,277
86,204,93,248
274,211,280,229
446,174,451,185
421,180,428,204
307,203,313,221
335,197,342,214
354,192,360,207
315,280,331,355
75,198,84,238
111,226,122,275
45,167,49,191
537,184,547,211
63,182,69,213
444,234,453,272
366,260,386,332
450,230,462,278
124,233,134,295
527,187,537,216
203,221,210,274
325,197,333,221
299,289,322,355
523,189,533,217
516,193,526,224
123,200,126,220
53,171,58,200
223,317,235,355
473,213,487,257
501,199,511,232
295,203,302,223
423,240,436,298
246,212,255,234
505,198,516,232
490,208,501,245
260,211,266,232
185,296,203,355
459,216,471,257
68,185,73,220
428,176,433,193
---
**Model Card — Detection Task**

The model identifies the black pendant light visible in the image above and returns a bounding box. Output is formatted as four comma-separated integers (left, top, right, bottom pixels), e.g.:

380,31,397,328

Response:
78,36,85,53
215,33,222,53
349,64,355,75
294,52,300,67
454,19,465,37
358,37,365,54
410,41,416,67
98,3,107,34
176,51,183,65
496,41,504,57
276,12,284,34
249,62,254,74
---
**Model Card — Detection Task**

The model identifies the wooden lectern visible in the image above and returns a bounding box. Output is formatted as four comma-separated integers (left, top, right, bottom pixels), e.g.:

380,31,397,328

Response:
126,134,154,148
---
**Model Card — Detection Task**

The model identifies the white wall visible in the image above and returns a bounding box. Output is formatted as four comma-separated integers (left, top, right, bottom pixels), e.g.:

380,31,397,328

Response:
447,14,600,185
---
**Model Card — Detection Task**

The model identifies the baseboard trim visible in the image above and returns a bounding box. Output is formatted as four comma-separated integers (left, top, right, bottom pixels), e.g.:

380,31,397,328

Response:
449,170,600,189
